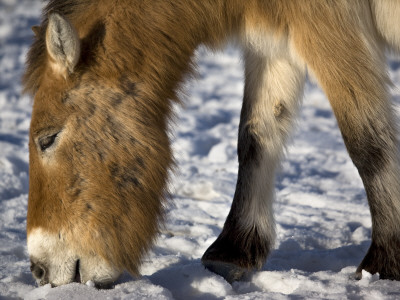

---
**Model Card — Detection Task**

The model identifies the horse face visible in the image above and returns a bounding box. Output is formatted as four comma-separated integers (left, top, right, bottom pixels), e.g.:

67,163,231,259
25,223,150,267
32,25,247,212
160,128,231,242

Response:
27,84,126,287
26,14,170,286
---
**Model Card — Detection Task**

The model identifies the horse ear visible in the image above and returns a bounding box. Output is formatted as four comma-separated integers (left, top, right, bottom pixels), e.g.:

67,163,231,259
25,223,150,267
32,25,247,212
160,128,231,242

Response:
46,13,80,76
32,26,41,37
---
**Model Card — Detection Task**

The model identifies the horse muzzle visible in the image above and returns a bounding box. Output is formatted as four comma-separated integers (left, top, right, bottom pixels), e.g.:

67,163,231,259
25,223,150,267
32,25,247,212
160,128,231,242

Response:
28,227,121,287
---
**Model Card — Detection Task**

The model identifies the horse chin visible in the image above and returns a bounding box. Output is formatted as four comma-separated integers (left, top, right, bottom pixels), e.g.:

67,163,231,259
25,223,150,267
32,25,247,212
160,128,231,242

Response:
28,227,121,287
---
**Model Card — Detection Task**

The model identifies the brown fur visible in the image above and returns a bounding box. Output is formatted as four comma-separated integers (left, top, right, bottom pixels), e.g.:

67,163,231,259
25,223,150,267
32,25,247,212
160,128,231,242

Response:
24,0,400,285
24,0,242,280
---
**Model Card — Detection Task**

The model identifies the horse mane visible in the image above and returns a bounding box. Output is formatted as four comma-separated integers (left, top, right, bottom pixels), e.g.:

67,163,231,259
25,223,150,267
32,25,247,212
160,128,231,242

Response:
23,0,232,98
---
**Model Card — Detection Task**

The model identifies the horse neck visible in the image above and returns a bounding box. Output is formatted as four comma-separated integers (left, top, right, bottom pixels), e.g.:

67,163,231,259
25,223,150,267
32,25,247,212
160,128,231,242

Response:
77,1,240,98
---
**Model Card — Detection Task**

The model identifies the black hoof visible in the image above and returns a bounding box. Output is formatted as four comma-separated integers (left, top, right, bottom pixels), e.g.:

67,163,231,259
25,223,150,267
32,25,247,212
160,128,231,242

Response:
202,259,247,283
357,240,400,281
201,225,271,283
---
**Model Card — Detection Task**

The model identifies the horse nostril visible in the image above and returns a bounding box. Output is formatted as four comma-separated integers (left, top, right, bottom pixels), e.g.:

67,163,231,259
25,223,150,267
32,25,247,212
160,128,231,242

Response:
73,259,81,283
30,261,47,281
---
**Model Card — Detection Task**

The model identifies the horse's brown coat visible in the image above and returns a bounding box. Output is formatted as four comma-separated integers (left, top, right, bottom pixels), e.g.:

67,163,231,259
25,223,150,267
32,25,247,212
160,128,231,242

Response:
24,0,400,286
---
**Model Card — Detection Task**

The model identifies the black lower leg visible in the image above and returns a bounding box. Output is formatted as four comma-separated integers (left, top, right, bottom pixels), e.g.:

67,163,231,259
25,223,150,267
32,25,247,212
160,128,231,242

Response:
338,108,400,280
202,115,274,283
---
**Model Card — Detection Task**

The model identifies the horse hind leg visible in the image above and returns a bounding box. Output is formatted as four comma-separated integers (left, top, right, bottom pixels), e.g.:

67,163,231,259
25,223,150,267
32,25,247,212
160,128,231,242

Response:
289,2,400,280
202,35,306,283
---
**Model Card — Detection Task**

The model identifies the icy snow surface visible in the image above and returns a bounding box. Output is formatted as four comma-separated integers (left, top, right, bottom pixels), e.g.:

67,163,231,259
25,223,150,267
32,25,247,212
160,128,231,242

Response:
2,0,400,299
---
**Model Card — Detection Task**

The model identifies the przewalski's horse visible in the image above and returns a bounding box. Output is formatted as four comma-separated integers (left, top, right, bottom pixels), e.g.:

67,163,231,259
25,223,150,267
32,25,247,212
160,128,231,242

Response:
24,0,400,287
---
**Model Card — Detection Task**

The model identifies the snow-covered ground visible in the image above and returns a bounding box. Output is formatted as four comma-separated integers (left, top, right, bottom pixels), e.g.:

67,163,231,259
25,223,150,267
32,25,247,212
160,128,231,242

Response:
2,1,400,299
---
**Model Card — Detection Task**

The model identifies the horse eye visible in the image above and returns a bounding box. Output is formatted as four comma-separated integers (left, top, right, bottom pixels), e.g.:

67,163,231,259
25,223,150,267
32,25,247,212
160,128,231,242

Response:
38,133,58,151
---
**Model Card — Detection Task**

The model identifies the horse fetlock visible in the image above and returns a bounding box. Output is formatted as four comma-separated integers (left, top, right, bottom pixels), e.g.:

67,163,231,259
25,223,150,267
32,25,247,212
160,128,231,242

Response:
357,239,400,280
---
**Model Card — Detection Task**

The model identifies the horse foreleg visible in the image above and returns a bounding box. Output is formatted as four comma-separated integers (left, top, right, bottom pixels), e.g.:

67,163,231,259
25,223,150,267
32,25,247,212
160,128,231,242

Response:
202,41,305,282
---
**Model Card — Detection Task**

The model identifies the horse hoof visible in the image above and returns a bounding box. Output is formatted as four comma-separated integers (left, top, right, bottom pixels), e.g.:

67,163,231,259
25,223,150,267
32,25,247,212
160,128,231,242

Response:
357,240,400,281
202,259,247,283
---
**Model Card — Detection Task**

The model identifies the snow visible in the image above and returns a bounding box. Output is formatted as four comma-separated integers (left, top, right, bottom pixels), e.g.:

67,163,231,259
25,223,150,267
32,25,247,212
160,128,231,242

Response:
2,0,400,299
